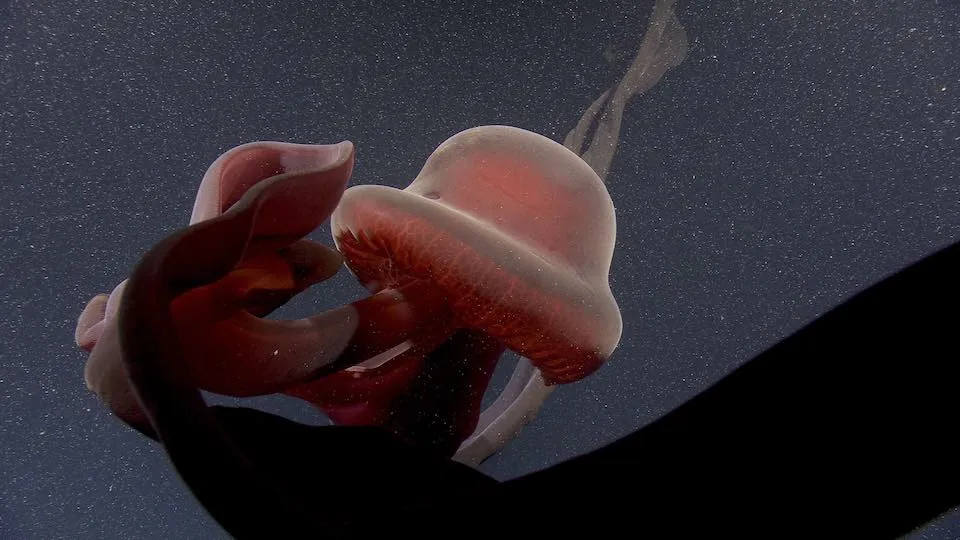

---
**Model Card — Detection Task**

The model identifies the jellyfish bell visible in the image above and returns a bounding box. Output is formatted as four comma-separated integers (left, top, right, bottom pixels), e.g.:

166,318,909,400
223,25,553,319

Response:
334,125,622,383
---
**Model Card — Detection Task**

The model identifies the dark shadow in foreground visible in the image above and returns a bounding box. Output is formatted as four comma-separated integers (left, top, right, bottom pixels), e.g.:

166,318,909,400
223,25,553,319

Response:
118,188,959,538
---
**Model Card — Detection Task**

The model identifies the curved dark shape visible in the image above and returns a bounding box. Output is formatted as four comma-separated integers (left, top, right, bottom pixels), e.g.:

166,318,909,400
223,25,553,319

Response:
443,237,960,537
120,192,959,537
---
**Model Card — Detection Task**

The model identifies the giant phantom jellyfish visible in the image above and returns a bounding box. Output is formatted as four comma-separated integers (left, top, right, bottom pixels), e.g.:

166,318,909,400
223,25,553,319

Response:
76,126,622,455
76,0,687,464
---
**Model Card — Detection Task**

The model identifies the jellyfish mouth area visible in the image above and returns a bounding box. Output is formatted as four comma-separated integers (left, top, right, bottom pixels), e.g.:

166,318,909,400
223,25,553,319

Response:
345,340,415,373
286,278,500,454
